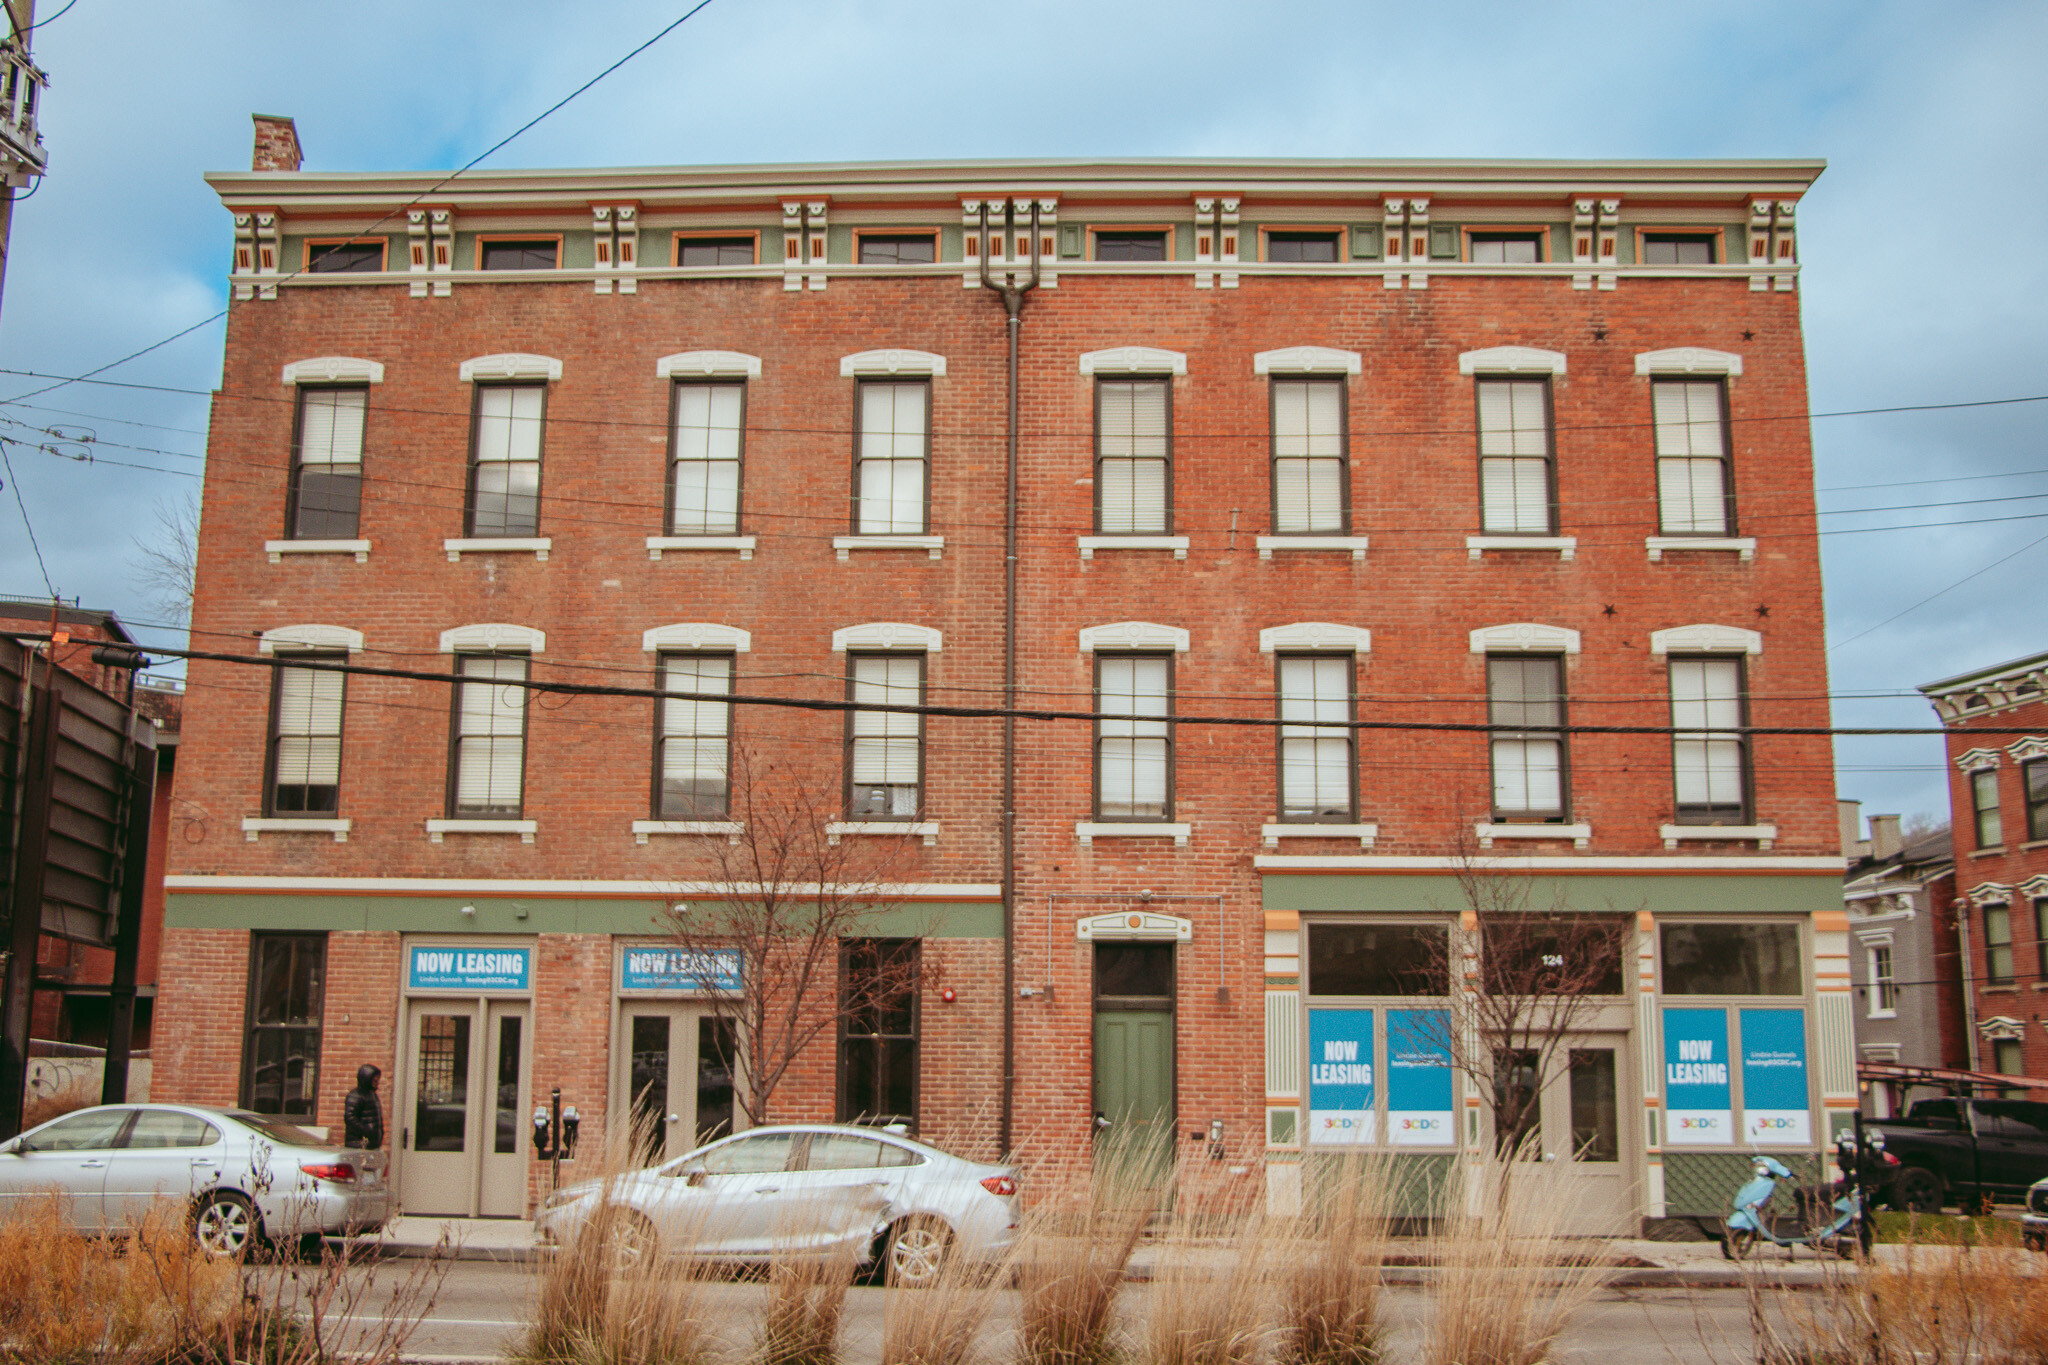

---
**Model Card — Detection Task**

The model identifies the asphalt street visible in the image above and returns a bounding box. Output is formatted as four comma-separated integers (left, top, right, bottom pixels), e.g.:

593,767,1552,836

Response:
312,1260,1788,1364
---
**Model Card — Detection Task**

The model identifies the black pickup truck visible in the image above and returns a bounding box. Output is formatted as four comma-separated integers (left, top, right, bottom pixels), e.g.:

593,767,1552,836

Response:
1868,1098,2048,1211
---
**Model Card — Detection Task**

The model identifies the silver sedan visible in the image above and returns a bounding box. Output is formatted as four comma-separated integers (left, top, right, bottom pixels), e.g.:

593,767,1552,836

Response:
536,1124,1018,1285
0,1103,393,1257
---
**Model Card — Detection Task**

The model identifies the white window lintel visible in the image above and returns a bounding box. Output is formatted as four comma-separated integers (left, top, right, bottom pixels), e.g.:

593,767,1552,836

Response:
1254,346,1362,376
1469,622,1581,655
439,622,545,654
656,350,762,379
1458,346,1566,376
643,623,751,654
832,622,942,653
1259,622,1371,654
1079,346,1188,376
1080,621,1190,653
281,356,384,385
258,624,363,655
1650,624,1763,656
1636,347,1744,377
1954,748,2002,772
458,353,562,383
2008,736,2048,764
841,349,946,377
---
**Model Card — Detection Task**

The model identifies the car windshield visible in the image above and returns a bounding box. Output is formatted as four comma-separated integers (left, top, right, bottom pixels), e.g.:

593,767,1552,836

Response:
226,1112,328,1147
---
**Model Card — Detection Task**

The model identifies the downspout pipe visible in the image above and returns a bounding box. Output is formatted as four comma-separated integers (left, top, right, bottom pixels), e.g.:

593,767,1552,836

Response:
978,201,1040,1158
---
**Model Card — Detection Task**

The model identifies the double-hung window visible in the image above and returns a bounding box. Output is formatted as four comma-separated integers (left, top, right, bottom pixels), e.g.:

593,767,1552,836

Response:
1985,902,2015,985
1973,768,2004,849
855,381,928,534
468,384,544,537
240,933,325,1118
2027,759,2048,843
847,654,923,818
1868,945,1897,1015
656,654,732,819
1271,378,1346,534
289,388,366,539
1670,656,1749,823
1475,378,1554,534
1096,654,1172,819
669,382,744,535
450,653,528,817
1096,378,1171,534
266,655,344,815
837,939,919,1128
1488,654,1566,820
1653,379,1733,535
1278,654,1354,821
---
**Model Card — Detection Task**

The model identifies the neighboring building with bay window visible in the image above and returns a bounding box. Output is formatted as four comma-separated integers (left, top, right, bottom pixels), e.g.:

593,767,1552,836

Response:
154,119,1841,1230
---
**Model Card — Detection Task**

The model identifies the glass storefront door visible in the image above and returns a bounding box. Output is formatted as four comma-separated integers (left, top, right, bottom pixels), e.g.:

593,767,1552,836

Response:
398,999,530,1217
615,1004,739,1165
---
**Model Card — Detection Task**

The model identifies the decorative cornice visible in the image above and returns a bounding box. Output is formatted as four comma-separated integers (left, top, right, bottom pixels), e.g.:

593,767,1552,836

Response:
1080,621,1190,653
281,356,384,385
1457,345,1566,376
840,349,946,377
1955,747,2002,772
458,353,562,382
438,623,545,654
2007,736,2048,764
1649,624,1763,656
1980,1015,2025,1041
831,622,942,653
642,623,751,654
1253,346,1362,376
656,350,762,379
1469,622,1581,654
1079,346,1188,376
1075,911,1193,942
1634,347,1743,377
257,624,363,655
1258,622,1372,654
1967,881,2013,906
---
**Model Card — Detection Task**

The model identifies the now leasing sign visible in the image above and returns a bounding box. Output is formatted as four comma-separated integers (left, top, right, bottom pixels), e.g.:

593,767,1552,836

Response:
1307,1008,1376,1145
408,945,531,992
1662,1008,1732,1146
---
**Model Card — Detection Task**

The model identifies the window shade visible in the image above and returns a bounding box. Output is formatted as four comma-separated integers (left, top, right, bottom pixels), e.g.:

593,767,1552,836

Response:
297,390,365,467
850,656,921,785
1657,457,1728,534
475,386,544,463
1652,381,1723,457
1098,655,1169,816
1098,458,1168,533
1273,380,1344,532
455,655,527,812
1480,457,1549,533
1476,379,1548,456
858,383,927,534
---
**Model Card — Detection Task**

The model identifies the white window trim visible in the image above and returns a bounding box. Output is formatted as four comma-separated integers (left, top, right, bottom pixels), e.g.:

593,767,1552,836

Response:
832,622,942,653
1646,536,1756,562
643,623,751,654
1469,622,1581,654
1079,346,1188,376
265,539,371,564
2009,736,2048,764
1866,945,1898,1020
834,534,945,561
1078,535,1189,560
1262,822,1378,848
1466,535,1576,561
1075,910,1193,941
427,818,537,844
826,820,939,846
655,350,762,379
1253,346,1362,376
840,349,946,377
242,817,351,843
1256,535,1369,560
631,820,743,846
1458,346,1566,376
1076,821,1191,847
1635,347,1743,377
1475,822,1591,849
281,356,384,385
1649,624,1763,656
1956,748,2003,772
258,624,363,655
439,623,546,654
647,536,756,561
1259,622,1371,654
458,353,562,382
1660,824,1778,850
444,537,551,562
1080,621,1190,653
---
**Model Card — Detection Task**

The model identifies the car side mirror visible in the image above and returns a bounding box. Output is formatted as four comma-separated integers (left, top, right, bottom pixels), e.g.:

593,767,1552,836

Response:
0,1139,18,1155
683,1165,707,1188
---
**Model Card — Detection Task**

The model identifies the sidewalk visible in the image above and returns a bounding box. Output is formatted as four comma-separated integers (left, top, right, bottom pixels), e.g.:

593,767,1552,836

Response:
365,1217,1883,1287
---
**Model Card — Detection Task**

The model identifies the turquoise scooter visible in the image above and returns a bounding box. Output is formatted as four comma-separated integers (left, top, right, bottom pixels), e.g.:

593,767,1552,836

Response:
1721,1129,1895,1260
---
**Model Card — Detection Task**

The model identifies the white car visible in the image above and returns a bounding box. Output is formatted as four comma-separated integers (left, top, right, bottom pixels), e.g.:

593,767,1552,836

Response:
0,1103,393,1257
536,1124,1018,1285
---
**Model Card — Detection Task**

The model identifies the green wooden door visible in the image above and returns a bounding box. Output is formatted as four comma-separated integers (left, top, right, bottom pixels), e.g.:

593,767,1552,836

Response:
1093,1009,1174,1177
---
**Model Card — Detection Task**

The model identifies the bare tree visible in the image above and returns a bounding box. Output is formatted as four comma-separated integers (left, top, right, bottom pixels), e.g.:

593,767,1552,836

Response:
657,742,928,1130
129,491,199,623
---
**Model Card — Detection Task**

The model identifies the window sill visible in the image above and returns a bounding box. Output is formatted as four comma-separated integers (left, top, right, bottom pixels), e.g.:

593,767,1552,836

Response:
1982,983,2018,994
242,817,350,843
1467,536,1576,561
631,820,742,846
1646,536,1756,563
1079,536,1189,560
1262,822,1378,848
1971,847,2008,858
1077,821,1190,847
647,536,755,562
1661,823,1778,851
2024,839,2048,852
1474,821,1590,849
265,539,370,564
833,535,943,562
825,820,938,846
1867,1010,1898,1021
426,818,536,844
445,537,550,562
1255,535,1368,561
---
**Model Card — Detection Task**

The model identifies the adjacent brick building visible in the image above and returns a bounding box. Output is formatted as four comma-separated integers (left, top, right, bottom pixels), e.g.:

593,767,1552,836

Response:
155,117,1845,1227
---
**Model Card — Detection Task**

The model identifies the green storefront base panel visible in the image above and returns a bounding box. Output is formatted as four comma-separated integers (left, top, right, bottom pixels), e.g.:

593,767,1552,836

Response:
166,894,1004,939
1661,1151,1824,1219
1262,873,1839,919
1302,1152,1459,1220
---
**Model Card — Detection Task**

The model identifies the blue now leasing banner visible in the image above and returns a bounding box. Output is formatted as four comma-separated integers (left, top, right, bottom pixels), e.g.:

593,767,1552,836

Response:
1385,1008,1455,1147
1307,1008,1375,1145
1740,1008,1812,1144
620,946,743,994
408,945,531,992
1662,1007,1732,1146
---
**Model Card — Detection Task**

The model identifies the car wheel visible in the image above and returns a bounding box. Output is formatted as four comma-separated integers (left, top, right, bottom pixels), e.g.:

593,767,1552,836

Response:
596,1208,659,1272
1720,1227,1759,1261
885,1216,952,1287
193,1191,260,1259
1890,1167,1943,1214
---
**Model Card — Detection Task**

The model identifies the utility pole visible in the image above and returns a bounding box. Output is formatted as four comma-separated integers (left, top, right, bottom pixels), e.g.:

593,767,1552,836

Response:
0,0,48,326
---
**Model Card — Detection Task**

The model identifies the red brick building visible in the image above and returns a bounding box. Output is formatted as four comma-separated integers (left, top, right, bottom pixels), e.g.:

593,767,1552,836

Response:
1922,650,2048,1083
155,118,1845,1227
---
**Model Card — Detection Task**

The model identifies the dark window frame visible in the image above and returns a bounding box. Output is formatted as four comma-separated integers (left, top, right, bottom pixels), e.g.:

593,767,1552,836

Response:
1972,767,2004,849
303,238,388,273
1263,229,1343,263
285,384,368,540
1985,901,2015,985
1668,653,1752,825
1274,651,1357,823
1093,651,1175,821
464,381,547,538
1472,375,1558,536
474,235,562,271
1467,229,1548,264
854,231,939,265
835,938,921,1130
672,233,758,267
652,651,734,820
1304,920,1451,998
850,377,932,536
1093,375,1175,535
1651,376,1737,536
1639,231,1720,265
1486,652,1570,822
446,652,531,819
665,378,746,536
263,652,347,817
239,932,327,1119
1658,920,1805,996
843,651,926,821
2026,759,2048,844
1268,374,1350,535
1091,228,1172,262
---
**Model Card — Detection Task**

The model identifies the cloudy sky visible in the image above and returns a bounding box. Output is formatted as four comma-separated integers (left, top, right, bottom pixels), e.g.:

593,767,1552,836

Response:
1,0,2042,830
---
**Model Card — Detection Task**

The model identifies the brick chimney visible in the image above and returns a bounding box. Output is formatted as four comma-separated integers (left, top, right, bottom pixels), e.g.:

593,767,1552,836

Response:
251,114,302,172
1838,798,1865,860
1870,813,1903,862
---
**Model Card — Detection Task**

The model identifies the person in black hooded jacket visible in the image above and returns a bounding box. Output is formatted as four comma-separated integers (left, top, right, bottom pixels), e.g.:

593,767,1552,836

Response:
343,1064,384,1149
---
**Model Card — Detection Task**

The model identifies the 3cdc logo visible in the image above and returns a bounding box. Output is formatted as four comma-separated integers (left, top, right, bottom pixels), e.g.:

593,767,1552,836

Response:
1751,1116,1799,1131
1397,1117,1443,1133
1677,1117,1721,1131
1320,1116,1362,1133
